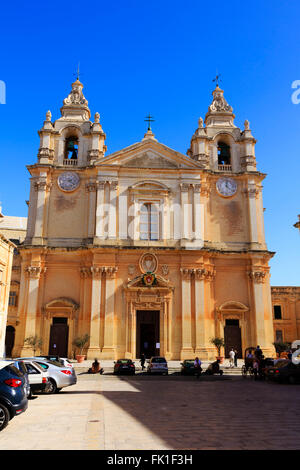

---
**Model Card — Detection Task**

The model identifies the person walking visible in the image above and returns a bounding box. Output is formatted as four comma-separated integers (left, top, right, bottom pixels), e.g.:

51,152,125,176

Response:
234,349,238,367
229,348,235,368
140,353,146,371
194,357,202,379
254,345,263,360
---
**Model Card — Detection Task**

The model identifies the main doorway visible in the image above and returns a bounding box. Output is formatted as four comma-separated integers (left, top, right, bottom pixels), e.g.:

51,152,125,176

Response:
224,319,242,358
49,317,69,357
136,310,160,359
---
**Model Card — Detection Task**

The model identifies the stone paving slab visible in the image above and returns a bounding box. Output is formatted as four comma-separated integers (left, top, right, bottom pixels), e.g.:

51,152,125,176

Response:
1,372,299,450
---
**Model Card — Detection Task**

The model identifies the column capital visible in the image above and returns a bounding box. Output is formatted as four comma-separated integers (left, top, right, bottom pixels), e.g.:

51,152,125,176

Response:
109,180,118,191
25,265,46,279
104,266,118,279
180,183,190,192
248,269,269,283
34,181,52,192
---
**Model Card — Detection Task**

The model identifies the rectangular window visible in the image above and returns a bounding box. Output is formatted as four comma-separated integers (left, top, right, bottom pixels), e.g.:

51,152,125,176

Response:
9,291,17,307
275,330,283,342
274,305,282,320
140,203,159,240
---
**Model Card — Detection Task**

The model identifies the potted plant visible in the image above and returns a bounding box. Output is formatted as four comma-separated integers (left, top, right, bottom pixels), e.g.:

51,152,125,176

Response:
210,337,225,363
72,334,90,362
24,335,43,356
272,341,290,358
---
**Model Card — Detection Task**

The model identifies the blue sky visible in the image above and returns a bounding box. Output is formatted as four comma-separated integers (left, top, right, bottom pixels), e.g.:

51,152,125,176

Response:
0,0,299,285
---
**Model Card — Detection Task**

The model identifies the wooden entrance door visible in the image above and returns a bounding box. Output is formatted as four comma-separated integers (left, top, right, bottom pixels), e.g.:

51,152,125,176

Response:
5,326,15,357
224,320,242,358
49,318,69,357
136,310,160,358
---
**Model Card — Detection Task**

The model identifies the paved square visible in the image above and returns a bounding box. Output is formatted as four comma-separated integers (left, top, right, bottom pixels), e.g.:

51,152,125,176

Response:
0,372,299,450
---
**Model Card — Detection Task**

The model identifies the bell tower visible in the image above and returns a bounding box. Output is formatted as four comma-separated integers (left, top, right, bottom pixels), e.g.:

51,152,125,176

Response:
25,79,107,246
186,84,275,357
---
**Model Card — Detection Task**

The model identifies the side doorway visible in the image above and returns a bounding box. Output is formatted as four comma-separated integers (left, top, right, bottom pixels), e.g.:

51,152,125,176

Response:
49,318,69,357
5,326,15,358
224,319,242,358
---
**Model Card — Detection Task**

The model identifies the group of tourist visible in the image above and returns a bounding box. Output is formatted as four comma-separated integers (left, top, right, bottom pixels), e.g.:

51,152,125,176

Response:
246,345,273,380
194,357,223,378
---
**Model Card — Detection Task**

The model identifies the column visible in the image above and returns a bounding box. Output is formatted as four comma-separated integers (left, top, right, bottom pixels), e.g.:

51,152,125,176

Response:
102,267,118,358
87,266,102,358
246,180,259,245
194,268,215,359
108,181,118,239
193,184,202,242
119,190,128,240
95,181,105,239
180,268,194,358
20,266,44,356
180,183,190,240
86,181,97,239
163,194,171,240
33,177,49,242
249,268,275,357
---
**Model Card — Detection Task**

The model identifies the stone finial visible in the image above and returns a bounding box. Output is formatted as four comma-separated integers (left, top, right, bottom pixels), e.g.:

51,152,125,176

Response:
198,117,204,128
94,112,100,123
208,87,233,114
244,119,250,130
46,110,52,121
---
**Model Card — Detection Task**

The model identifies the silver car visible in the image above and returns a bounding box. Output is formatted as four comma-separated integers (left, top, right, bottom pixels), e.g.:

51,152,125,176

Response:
147,356,168,375
16,358,77,394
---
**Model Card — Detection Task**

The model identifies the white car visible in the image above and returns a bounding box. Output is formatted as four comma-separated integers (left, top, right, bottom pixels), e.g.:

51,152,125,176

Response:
22,360,50,396
35,356,74,369
16,358,77,394
147,357,168,375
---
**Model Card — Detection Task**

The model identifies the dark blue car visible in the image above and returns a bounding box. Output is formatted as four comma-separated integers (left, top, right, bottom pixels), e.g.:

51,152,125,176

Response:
0,361,28,431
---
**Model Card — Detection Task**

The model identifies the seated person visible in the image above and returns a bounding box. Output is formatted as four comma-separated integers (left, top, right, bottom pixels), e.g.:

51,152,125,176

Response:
88,358,104,374
205,359,223,376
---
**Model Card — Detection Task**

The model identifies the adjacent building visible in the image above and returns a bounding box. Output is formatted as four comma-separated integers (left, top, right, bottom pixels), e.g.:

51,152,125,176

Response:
0,212,16,356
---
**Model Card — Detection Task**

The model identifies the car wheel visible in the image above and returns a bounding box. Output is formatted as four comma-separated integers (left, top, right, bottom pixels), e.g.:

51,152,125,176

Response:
288,375,296,385
46,379,57,394
0,404,9,432
55,388,62,393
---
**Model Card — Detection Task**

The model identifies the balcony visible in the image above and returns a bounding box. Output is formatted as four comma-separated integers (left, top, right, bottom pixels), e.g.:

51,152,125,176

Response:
63,159,78,167
218,164,232,172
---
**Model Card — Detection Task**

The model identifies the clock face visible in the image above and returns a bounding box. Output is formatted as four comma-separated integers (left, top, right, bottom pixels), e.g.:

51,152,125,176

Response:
216,177,237,197
57,172,80,192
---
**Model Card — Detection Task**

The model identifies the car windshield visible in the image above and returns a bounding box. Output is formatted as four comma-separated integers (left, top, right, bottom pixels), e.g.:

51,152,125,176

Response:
14,361,28,374
5,365,23,377
184,360,195,365
151,358,167,363
275,360,291,368
44,360,64,367
118,360,131,364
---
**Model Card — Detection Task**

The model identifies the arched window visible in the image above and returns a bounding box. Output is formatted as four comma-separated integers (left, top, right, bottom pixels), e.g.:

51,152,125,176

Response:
217,141,231,166
65,136,78,160
140,203,159,240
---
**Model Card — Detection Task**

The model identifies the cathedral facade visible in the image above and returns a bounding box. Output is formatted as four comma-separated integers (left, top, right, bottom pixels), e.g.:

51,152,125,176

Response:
12,79,275,360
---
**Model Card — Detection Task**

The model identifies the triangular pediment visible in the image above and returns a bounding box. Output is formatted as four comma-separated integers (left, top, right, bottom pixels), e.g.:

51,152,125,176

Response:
98,139,201,170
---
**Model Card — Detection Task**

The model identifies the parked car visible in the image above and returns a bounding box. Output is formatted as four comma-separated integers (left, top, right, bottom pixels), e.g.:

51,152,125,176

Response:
0,361,28,431
21,360,50,395
16,358,77,394
265,360,300,384
180,359,197,375
147,357,168,375
113,359,135,375
35,356,73,369
12,360,31,398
